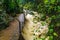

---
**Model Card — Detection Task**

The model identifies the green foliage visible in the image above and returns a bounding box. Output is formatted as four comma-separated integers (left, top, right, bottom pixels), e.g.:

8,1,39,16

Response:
49,36,53,40
53,32,58,37
0,0,14,30
0,11,13,30
3,0,23,14
23,2,36,11
0,0,23,30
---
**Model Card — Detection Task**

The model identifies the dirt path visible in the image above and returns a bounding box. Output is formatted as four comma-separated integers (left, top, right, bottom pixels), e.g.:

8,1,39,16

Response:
0,19,19,40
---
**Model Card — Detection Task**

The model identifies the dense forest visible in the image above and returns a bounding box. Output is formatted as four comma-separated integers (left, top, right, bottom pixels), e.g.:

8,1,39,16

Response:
0,0,60,40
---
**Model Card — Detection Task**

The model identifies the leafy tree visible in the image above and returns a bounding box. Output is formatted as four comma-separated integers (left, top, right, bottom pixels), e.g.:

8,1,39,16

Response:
0,0,13,30
3,0,23,16
0,0,23,30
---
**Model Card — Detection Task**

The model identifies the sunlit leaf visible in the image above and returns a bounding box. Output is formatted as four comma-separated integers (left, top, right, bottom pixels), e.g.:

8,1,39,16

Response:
53,32,58,37
49,36,53,40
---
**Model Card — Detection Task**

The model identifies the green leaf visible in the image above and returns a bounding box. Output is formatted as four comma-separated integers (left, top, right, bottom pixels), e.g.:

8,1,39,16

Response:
57,6,60,12
49,29,53,33
44,0,49,4
53,32,58,37
9,0,16,9
49,36,53,40
50,0,55,4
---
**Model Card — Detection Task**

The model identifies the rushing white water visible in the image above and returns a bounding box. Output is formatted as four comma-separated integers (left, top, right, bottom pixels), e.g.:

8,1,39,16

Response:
17,9,50,40
21,10,49,40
